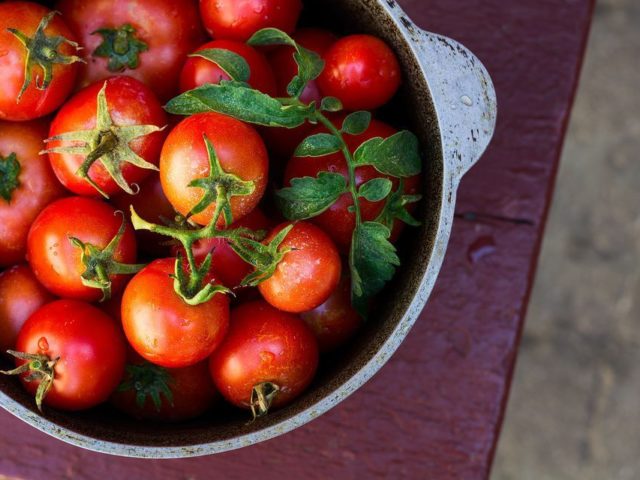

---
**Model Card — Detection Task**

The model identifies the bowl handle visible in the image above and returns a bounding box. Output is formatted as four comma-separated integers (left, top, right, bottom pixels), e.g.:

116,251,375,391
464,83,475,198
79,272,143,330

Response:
411,28,497,180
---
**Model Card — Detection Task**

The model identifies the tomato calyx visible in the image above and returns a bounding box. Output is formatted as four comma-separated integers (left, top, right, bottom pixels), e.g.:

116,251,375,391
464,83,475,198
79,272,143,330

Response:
8,11,84,101
42,82,165,198
92,24,149,72
116,362,174,411
248,381,280,421
69,214,145,301
0,152,21,202
1,349,59,412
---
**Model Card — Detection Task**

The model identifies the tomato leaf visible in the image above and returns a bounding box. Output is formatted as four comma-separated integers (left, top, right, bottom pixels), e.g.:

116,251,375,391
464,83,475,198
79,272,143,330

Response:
375,180,422,229
353,131,422,178
189,48,250,83
358,178,393,202
276,172,347,220
342,111,371,135
165,81,314,128
350,222,400,316
0,152,21,202
321,97,343,112
294,133,342,157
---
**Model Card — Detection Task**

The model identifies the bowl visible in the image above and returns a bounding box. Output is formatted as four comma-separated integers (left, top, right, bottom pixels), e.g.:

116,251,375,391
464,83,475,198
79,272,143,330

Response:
0,0,497,457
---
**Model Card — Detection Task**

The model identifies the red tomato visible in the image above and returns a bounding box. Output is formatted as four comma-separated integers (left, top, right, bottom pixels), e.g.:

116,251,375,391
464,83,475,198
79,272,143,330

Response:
0,120,65,267
318,34,401,111
11,299,126,411
27,196,138,302
199,0,302,42
111,352,217,422
210,300,318,412
284,119,420,252
121,258,230,368
160,112,268,227
180,40,277,96
0,264,54,352
0,3,80,121
46,76,167,198
300,275,362,352
258,222,341,313
56,0,205,101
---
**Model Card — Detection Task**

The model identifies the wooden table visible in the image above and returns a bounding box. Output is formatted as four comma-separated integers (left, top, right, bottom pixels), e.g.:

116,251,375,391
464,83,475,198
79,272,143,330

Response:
0,1,595,478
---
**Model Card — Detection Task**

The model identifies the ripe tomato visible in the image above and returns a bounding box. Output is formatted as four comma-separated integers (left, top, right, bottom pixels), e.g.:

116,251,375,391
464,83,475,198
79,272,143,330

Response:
0,3,80,121
56,0,205,101
199,0,302,42
210,300,318,414
27,196,138,302
121,258,230,368
46,76,167,198
318,34,401,111
0,264,54,352
10,299,126,411
160,112,268,227
300,275,362,352
258,221,341,313
111,352,217,422
0,120,65,267
180,40,277,96
284,119,420,252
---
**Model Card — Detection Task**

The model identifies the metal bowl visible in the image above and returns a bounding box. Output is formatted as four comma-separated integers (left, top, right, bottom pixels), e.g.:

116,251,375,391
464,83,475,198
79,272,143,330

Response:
0,0,497,457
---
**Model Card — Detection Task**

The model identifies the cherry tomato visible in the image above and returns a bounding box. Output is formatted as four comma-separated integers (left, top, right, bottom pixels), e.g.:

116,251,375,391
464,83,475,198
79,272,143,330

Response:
284,119,420,252
180,40,277,96
0,264,54,352
210,300,318,412
300,275,362,352
121,258,230,368
11,299,126,411
0,3,80,121
56,0,205,101
160,112,268,227
199,0,302,42
47,76,167,198
0,120,65,267
27,196,138,302
259,221,341,313
318,34,401,111
111,351,217,422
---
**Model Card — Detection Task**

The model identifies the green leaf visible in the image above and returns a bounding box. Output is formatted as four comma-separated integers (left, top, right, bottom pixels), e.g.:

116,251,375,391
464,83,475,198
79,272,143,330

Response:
358,178,393,202
342,111,371,135
375,180,422,229
321,97,343,112
350,222,400,316
276,172,347,220
189,48,250,83
353,131,422,178
0,152,21,202
294,133,342,157
165,81,314,128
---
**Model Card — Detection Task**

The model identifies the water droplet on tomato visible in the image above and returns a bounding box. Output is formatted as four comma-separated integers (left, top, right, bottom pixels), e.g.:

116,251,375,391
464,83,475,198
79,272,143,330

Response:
37,337,49,352
260,351,275,363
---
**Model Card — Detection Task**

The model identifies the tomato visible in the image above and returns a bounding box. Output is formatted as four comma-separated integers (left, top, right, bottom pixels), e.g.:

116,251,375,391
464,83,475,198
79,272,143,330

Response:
300,275,362,352
121,258,230,368
9,299,126,411
113,174,176,257
258,221,341,313
210,300,318,414
56,0,205,101
111,352,217,422
27,196,138,302
160,112,268,227
0,3,80,121
199,0,302,42
180,40,277,96
46,76,167,198
284,119,420,252
0,120,65,267
0,264,54,352
318,34,401,111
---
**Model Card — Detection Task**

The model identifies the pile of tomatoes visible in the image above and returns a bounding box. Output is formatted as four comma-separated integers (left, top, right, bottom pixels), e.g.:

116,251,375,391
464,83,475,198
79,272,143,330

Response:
0,0,416,422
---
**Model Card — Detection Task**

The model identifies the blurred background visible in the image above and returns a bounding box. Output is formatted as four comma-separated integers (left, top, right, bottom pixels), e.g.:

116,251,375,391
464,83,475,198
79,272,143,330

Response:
492,0,640,478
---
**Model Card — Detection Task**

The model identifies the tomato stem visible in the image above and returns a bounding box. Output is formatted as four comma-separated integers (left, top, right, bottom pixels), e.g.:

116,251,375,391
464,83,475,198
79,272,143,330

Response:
248,381,280,421
1,350,59,412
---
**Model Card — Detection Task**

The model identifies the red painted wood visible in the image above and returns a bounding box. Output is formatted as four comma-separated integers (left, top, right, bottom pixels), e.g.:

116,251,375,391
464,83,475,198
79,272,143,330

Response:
0,1,594,478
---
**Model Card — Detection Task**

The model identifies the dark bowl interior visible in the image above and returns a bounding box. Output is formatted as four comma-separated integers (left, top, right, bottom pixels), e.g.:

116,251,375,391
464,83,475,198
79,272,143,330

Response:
0,0,443,454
